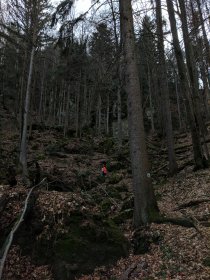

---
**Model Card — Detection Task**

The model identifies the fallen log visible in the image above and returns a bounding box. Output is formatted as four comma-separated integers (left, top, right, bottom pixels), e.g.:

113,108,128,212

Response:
0,178,46,280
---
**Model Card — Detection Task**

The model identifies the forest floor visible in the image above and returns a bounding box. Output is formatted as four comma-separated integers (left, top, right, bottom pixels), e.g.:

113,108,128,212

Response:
0,112,210,279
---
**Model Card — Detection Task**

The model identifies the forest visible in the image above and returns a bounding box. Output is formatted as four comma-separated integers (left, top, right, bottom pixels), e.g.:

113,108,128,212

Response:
0,0,209,279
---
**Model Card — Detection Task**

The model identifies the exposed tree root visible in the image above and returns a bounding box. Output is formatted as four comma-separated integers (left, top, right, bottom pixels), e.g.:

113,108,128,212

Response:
154,216,195,228
175,198,210,210
119,263,137,280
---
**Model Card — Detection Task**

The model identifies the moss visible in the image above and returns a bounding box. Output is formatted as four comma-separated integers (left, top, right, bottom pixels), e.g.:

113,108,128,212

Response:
147,206,161,222
31,144,39,150
101,219,128,247
155,193,162,201
160,245,174,260
100,199,113,212
109,162,125,171
54,217,129,279
108,173,123,184
65,211,84,225
110,186,129,201
45,140,67,154
203,256,210,267
56,236,88,262
133,230,162,255
100,138,115,154
112,209,133,224
36,153,45,160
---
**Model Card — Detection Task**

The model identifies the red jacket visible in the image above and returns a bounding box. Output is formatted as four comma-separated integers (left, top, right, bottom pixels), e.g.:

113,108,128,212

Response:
102,166,107,175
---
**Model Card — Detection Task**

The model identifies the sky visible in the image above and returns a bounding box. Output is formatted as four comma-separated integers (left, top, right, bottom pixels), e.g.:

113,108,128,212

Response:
51,0,92,15
75,0,92,14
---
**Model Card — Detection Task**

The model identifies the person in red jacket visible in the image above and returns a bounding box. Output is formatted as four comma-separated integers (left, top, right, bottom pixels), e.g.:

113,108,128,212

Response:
101,162,107,176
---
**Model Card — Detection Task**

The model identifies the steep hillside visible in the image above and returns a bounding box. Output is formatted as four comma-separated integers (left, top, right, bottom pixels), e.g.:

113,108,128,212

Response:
0,110,209,279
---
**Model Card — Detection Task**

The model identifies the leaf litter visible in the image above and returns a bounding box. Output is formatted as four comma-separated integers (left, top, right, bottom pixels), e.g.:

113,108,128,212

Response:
0,129,210,279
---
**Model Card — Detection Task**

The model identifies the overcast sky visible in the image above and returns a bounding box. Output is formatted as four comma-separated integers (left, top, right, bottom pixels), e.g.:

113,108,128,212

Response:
75,0,91,14
51,0,92,15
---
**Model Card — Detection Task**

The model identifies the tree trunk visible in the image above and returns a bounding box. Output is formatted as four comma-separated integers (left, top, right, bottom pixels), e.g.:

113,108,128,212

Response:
109,0,122,145
119,0,159,227
64,85,70,137
156,0,178,175
175,72,182,130
148,64,155,133
195,0,210,65
166,0,206,169
19,46,35,185
117,87,122,144
98,94,102,135
75,83,80,137
178,0,209,160
38,58,46,121
106,93,110,135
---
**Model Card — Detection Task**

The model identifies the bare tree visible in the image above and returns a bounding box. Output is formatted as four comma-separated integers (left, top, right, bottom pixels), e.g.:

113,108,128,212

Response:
119,0,159,227
8,0,51,184
166,0,207,169
178,0,209,162
156,0,178,175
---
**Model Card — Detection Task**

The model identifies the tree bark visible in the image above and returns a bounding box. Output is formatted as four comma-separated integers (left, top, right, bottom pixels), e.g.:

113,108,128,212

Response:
166,0,206,169
195,0,210,65
119,0,159,227
156,0,178,175
19,46,35,185
178,0,209,161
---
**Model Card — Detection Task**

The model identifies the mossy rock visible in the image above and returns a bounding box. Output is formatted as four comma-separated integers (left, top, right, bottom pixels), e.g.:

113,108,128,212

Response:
53,218,129,280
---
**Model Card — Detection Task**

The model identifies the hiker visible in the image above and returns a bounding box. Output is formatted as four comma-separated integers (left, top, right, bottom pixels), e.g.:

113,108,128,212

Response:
101,162,107,176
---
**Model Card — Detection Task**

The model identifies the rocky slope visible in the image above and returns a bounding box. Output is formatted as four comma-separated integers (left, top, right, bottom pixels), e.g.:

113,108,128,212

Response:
0,110,210,279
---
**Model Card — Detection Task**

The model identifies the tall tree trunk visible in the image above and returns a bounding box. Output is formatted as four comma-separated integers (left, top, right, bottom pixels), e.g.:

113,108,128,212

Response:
196,0,210,65
174,72,182,130
106,93,110,135
75,82,81,137
166,0,206,169
64,85,70,137
156,0,178,175
119,0,159,227
109,0,122,145
19,46,35,185
178,0,209,160
19,50,27,139
117,87,122,144
38,58,46,121
98,94,102,135
148,64,155,133
190,0,210,118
